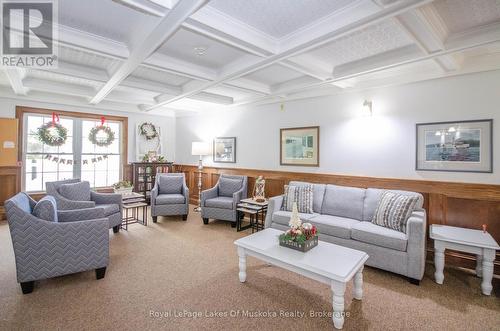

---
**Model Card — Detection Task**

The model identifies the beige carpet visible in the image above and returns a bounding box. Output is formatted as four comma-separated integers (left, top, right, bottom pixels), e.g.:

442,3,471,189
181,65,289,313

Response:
1,207,499,331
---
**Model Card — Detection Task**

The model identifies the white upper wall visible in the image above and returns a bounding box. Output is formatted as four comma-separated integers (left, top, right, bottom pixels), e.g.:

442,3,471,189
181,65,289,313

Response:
175,70,500,184
0,98,176,163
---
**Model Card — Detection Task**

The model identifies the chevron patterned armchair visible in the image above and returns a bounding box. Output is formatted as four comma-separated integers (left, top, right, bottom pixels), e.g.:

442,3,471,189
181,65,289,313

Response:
151,173,189,222
46,179,123,233
5,193,109,294
201,174,248,227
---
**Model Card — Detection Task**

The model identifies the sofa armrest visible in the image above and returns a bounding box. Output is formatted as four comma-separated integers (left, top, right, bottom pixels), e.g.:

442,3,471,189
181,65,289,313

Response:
232,188,245,207
201,186,218,205
406,209,427,280
265,195,284,228
58,208,106,222
53,192,96,210
183,186,190,206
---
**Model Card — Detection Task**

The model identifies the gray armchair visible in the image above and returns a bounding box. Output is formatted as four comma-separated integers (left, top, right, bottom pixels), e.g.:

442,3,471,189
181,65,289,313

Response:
201,175,247,227
46,179,123,233
4,193,109,294
151,173,189,222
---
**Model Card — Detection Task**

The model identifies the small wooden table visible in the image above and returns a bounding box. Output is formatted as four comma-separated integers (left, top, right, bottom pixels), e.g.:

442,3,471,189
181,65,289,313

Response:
236,198,268,232
121,193,148,230
430,224,499,295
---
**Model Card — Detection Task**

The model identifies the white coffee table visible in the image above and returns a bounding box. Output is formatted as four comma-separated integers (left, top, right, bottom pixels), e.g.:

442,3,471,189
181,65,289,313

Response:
430,224,499,295
234,228,368,329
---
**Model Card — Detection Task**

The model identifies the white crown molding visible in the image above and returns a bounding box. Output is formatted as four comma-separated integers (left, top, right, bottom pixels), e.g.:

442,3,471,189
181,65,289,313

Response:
4,68,28,95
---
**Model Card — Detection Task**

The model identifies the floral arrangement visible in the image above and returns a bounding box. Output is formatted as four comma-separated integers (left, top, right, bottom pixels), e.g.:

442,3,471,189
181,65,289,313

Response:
89,125,115,147
37,121,68,147
112,181,132,189
279,202,318,245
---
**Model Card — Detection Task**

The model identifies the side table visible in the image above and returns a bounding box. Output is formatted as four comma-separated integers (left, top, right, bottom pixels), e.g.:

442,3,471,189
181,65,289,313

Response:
430,224,499,295
236,198,268,233
121,193,148,230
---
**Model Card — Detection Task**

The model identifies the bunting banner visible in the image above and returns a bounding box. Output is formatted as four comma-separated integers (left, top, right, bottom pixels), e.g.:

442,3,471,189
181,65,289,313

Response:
43,154,108,164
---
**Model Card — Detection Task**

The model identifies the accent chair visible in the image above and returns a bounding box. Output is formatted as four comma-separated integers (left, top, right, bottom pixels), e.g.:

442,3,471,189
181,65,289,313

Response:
151,173,189,222
46,178,123,233
4,192,109,294
201,174,247,227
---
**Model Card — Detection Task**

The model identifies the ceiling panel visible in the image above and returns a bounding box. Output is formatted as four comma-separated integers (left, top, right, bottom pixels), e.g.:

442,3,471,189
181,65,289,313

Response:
241,64,304,86
307,19,413,68
155,28,251,69
131,66,193,86
205,85,257,101
208,0,355,39
25,69,103,88
434,0,500,34
59,0,162,44
58,47,120,71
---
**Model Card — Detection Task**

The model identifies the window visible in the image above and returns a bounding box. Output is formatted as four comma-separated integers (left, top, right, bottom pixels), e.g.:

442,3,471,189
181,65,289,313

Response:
22,112,124,192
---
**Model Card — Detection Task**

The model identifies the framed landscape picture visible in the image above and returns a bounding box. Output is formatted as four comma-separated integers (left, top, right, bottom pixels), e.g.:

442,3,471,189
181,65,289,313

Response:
280,126,319,167
213,137,236,163
416,119,492,173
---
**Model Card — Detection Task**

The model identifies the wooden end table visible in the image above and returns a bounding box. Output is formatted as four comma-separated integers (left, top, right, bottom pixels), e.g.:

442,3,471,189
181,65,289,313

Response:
236,198,268,232
430,224,499,295
121,193,148,230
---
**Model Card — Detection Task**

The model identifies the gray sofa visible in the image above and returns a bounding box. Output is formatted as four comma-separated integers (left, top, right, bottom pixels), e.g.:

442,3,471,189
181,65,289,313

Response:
5,193,109,294
151,173,189,222
265,181,427,283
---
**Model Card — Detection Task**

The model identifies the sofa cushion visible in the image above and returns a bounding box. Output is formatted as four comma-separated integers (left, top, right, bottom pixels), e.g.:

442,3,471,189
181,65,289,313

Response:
289,181,326,213
96,203,120,216
371,191,420,232
33,195,58,222
281,184,313,213
59,181,91,201
272,210,318,227
219,177,243,197
205,196,233,209
155,194,185,205
351,222,408,251
321,185,365,220
309,214,359,239
159,175,183,194
363,188,424,221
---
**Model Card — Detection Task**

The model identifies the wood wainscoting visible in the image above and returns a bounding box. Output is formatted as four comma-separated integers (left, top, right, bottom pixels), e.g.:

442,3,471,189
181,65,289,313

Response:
0,166,21,220
175,164,500,276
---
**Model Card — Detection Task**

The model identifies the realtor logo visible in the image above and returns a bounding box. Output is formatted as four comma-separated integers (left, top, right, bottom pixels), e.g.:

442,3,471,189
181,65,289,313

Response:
1,0,58,67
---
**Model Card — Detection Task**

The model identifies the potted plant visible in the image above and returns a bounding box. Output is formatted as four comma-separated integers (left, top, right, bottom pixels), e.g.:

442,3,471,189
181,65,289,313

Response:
279,202,319,252
112,181,133,195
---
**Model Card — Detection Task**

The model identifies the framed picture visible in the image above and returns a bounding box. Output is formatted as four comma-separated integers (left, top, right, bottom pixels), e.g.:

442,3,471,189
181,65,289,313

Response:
213,137,236,163
280,126,319,167
416,119,492,173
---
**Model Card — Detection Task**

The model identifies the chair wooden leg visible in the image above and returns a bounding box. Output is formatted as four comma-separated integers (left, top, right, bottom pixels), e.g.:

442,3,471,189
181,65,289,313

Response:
20,281,34,294
408,277,420,285
96,267,107,280
182,215,188,221
231,222,236,228
152,216,158,223
203,218,209,224
112,225,120,233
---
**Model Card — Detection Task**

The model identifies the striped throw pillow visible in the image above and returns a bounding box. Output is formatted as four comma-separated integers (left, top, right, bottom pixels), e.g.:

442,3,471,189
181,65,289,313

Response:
372,191,419,232
281,184,313,214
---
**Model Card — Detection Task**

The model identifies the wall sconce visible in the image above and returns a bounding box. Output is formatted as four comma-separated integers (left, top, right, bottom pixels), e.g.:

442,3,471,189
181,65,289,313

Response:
362,100,373,117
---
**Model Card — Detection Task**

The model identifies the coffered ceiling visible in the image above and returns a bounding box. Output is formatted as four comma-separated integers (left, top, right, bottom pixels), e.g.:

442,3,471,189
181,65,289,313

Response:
1,0,499,116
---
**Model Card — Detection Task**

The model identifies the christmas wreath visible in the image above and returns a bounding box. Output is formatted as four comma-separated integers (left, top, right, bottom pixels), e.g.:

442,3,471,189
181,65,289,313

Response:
37,121,68,147
139,122,159,140
89,125,115,147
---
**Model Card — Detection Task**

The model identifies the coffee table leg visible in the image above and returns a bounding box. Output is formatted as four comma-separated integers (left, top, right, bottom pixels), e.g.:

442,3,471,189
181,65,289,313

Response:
434,242,445,284
475,254,482,277
481,249,494,295
353,266,363,300
331,280,346,329
237,247,247,283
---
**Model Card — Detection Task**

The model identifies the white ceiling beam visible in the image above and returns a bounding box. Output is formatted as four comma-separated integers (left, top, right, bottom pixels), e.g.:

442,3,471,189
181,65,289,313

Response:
230,31,500,107
144,0,433,111
145,52,216,81
90,0,209,105
223,78,271,95
4,68,28,95
112,0,166,17
189,92,233,105
395,4,461,71
123,76,182,95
